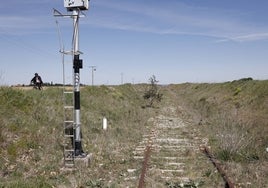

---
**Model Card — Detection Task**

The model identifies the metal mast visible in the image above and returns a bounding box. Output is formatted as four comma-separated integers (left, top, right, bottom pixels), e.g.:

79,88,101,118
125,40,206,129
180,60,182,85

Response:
72,8,83,156
54,0,89,159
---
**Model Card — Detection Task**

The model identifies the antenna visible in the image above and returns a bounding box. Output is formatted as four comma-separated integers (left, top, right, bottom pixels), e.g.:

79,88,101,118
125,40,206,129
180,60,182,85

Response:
55,20,64,53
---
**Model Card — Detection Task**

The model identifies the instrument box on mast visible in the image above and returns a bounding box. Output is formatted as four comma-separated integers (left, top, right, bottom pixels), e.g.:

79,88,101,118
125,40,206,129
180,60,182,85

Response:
64,0,89,11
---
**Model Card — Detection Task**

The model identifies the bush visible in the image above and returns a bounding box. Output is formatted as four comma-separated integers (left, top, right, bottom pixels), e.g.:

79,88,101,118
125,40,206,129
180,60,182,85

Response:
143,75,163,107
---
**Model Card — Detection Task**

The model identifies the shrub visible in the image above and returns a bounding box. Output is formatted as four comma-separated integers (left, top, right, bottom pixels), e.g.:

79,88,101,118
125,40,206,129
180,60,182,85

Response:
143,75,163,107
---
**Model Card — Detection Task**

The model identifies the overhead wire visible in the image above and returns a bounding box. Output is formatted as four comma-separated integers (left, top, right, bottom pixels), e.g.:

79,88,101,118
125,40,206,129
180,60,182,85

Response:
0,26,58,59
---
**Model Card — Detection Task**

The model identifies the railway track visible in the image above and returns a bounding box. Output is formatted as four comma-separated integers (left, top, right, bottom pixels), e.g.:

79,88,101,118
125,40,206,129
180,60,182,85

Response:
124,106,227,187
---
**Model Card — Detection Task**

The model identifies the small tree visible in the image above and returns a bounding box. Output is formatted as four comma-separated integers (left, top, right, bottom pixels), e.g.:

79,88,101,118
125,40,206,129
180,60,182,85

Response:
143,75,163,107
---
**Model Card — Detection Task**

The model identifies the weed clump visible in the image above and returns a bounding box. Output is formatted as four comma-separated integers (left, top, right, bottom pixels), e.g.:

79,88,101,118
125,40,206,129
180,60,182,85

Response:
143,75,163,107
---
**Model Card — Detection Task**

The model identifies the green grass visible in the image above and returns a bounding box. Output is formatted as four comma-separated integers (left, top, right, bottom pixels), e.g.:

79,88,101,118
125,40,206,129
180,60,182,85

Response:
0,85,154,187
0,87,64,187
168,79,268,187
0,80,267,187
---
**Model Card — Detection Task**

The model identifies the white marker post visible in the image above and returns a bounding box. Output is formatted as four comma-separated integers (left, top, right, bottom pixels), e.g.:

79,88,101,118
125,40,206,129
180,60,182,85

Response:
103,117,108,130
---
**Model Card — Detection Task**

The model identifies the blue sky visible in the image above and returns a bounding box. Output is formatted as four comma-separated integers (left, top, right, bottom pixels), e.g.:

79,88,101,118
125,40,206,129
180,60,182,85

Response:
0,0,268,85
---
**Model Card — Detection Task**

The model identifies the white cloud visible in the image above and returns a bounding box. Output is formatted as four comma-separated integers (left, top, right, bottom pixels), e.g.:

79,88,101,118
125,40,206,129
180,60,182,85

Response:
216,33,268,42
1,0,268,42
90,0,268,42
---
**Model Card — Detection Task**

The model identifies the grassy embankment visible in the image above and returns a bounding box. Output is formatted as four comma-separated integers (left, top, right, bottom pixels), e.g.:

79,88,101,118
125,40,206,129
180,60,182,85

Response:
167,79,268,187
0,79,267,187
0,84,155,187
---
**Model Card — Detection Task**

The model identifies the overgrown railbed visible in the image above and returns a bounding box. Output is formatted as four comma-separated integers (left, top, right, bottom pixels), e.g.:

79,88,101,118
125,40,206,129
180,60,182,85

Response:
167,79,268,187
0,79,267,187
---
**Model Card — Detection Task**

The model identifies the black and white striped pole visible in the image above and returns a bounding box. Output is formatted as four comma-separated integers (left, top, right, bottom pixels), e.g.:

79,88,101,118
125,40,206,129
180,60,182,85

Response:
65,0,89,157
73,10,83,156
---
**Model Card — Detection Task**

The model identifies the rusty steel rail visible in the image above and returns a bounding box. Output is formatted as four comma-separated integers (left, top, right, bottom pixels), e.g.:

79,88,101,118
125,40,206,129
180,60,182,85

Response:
138,145,151,188
201,146,235,188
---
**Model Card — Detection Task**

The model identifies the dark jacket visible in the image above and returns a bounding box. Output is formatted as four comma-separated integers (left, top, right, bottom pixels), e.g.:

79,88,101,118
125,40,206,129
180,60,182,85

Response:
31,75,43,84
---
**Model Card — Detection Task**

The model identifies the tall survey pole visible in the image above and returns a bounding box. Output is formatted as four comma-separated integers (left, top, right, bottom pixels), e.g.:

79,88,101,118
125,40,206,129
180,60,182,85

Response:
72,8,83,156
54,0,89,157
69,0,89,157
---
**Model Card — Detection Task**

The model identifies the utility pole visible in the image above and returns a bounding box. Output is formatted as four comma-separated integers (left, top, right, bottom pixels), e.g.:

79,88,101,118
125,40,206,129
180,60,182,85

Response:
121,72,124,85
89,66,96,86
